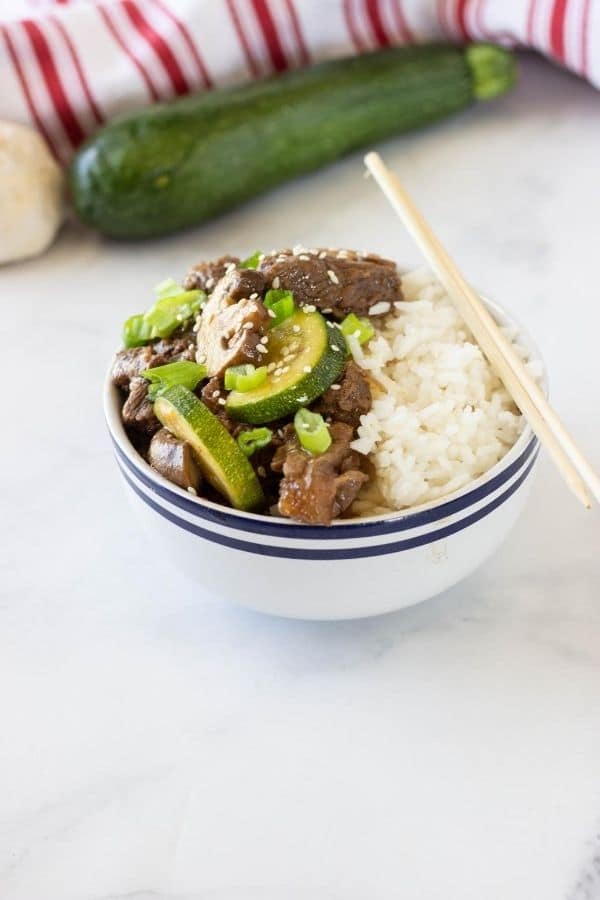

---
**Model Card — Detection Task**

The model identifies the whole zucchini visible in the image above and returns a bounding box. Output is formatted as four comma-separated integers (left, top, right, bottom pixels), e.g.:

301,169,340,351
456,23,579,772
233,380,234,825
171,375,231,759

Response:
70,44,515,239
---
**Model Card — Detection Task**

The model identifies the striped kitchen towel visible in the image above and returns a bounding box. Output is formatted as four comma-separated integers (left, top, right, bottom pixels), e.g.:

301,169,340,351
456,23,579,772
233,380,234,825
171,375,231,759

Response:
0,0,597,163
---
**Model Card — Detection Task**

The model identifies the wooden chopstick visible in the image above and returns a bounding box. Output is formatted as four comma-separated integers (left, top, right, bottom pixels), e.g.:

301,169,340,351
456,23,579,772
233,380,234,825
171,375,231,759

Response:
364,151,600,510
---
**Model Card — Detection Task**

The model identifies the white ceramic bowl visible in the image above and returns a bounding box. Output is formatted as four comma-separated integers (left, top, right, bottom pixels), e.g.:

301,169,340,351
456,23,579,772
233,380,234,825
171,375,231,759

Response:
104,294,544,620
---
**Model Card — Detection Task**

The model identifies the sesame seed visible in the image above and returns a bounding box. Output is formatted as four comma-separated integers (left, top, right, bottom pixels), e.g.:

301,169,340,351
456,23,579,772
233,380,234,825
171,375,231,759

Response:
327,270,339,284
299,254,310,261
188,343,195,351
257,466,266,478
274,367,283,376
243,322,254,330
297,394,308,402
257,345,268,355
217,398,227,406
303,304,316,313
197,353,207,363
331,345,340,352
318,251,327,259
337,250,349,259
282,366,289,374
330,384,341,391
368,301,391,316
267,309,277,318
250,292,259,300
267,362,277,372
292,325,301,333
272,276,280,289
322,308,332,314
187,486,197,495
303,365,312,373
212,390,221,398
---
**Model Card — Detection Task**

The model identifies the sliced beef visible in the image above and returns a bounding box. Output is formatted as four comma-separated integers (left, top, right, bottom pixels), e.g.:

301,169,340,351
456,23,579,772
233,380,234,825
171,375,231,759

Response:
271,422,369,525
199,376,245,437
112,333,195,390
183,255,240,292
312,361,372,430
121,377,160,435
196,269,268,377
112,345,155,388
258,248,401,319
148,428,202,491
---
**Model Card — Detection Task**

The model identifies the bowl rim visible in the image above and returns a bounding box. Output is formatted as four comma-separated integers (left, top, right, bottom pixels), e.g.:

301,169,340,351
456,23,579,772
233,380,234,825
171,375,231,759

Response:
104,288,546,533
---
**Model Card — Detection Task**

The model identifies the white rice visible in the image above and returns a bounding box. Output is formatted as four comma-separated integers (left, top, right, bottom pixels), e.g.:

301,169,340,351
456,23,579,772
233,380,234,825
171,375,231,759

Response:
350,268,538,516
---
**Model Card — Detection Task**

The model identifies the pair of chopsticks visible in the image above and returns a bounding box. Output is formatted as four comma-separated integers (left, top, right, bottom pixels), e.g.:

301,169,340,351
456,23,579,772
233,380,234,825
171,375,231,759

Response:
364,151,600,510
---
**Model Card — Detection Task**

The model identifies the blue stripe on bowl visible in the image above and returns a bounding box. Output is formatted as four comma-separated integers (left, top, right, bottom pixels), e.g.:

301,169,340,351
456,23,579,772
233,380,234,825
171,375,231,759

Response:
111,434,538,540
117,448,539,560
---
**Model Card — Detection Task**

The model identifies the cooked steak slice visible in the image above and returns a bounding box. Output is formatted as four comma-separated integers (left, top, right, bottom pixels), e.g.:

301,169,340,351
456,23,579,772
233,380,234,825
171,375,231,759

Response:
312,360,372,430
183,255,240,292
196,269,268,377
121,377,160,435
111,346,155,387
148,428,202,491
199,376,245,437
258,248,401,319
112,333,195,389
271,422,369,525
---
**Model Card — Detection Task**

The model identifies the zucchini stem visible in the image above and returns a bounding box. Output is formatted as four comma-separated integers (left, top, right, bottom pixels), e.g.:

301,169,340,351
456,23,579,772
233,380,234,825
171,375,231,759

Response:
466,43,517,100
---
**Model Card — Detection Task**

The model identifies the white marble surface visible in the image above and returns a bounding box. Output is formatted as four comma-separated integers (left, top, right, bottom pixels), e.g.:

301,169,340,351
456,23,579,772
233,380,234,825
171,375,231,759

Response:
2,54,600,900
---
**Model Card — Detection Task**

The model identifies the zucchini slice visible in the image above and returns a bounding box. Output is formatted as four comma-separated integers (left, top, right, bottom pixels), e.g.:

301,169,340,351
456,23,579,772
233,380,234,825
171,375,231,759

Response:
154,385,264,512
226,310,347,425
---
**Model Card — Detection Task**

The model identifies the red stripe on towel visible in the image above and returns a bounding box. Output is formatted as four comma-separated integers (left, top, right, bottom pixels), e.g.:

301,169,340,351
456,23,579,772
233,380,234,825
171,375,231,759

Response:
549,0,570,61
392,0,415,42
0,24,60,158
22,18,85,146
148,0,212,88
226,0,261,77
121,0,189,95
344,0,368,50
250,0,288,72
365,0,391,46
50,15,104,125
284,0,310,64
98,2,160,101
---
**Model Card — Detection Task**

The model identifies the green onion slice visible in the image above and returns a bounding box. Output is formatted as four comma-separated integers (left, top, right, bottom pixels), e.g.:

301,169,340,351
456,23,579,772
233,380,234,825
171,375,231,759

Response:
142,360,207,400
224,364,268,392
237,427,273,457
294,409,332,455
340,312,375,346
264,288,295,328
238,250,263,270
122,288,206,348
123,314,154,348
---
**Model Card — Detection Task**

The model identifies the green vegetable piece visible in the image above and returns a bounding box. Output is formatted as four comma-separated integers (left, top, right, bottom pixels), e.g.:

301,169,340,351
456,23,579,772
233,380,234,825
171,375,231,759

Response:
142,360,207,400
294,409,332,455
264,288,295,328
123,313,153,348
238,250,263,269
224,364,268,392
122,288,206,348
154,277,182,298
154,385,264,511
340,312,375,346
237,427,273,457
